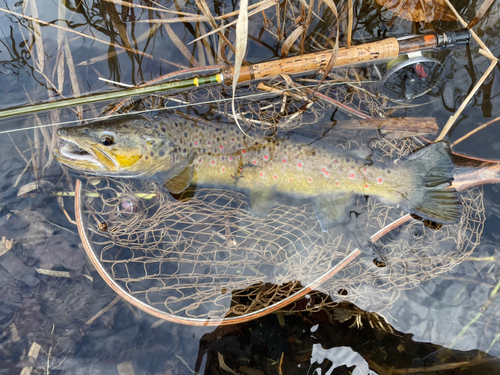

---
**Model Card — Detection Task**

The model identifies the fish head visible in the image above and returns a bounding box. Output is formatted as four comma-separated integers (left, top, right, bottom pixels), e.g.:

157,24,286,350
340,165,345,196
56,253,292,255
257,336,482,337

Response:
53,115,177,178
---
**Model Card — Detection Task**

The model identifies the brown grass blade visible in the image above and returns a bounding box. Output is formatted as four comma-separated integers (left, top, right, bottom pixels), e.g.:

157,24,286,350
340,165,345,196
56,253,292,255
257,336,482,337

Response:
188,0,276,45
232,0,249,136
194,0,236,55
281,25,304,57
27,0,44,72
314,0,339,88
162,21,200,67
299,0,315,54
0,7,155,60
347,0,353,46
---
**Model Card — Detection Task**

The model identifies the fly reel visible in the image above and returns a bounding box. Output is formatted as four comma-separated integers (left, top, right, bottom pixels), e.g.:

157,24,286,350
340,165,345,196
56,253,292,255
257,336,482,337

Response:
380,53,443,101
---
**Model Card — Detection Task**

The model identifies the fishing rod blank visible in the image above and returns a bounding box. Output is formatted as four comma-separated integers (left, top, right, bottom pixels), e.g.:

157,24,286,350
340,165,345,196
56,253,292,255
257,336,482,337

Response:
0,29,471,119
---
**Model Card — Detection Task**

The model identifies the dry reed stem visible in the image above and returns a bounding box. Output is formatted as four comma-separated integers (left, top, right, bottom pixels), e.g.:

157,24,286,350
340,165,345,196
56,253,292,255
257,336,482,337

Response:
451,115,500,147
197,22,215,65
232,0,249,136
194,0,237,55
443,0,497,61
161,22,200,67
436,59,497,141
0,7,154,60
134,0,274,23
299,0,315,54
468,0,496,28
281,25,304,57
188,0,276,46
85,296,121,325
347,0,353,46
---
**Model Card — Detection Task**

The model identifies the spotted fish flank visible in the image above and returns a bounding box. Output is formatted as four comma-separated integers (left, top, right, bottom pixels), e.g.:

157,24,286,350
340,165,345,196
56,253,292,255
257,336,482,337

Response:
53,113,463,231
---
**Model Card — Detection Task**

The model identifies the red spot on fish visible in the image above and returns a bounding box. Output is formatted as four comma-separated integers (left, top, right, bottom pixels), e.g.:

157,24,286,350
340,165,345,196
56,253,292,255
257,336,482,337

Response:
198,158,203,164
363,167,367,172
335,182,340,185
297,162,303,169
242,149,247,154
194,141,199,146
221,167,226,173
253,159,257,165
334,160,338,164
264,154,269,160
239,167,243,172
365,183,369,188
211,160,216,165
415,63,428,79
349,172,356,178
259,172,264,177
308,177,312,183
207,141,211,145
229,156,234,162
273,175,278,180
231,138,235,143
248,177,251,180
377,177,384,184
282,158,287,164
289,178,292,183
220,145,224,150
325,171,330,177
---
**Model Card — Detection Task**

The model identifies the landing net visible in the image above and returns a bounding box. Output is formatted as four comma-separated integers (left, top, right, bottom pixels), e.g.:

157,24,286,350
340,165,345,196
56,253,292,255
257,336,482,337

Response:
76,136,484,324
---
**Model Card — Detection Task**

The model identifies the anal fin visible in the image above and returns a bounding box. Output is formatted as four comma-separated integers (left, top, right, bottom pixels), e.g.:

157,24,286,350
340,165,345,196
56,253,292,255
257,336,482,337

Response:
247,186,277,218
311,193,352,232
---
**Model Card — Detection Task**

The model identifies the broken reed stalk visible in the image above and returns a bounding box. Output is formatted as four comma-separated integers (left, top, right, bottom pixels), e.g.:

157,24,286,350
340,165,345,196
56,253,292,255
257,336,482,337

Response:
451,115,500,147
436,59,497,141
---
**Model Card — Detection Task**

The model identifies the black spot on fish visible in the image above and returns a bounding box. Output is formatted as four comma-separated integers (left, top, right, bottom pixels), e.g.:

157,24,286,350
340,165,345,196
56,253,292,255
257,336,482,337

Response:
183,148,187,153
191,123,194,128
202,148,206,153
208,152,211,156
346,157,350,162
216,137,220,142
145,156,149,160
150,152,154,157
161,127,166,133
159,150,165,157
238,143,241,147
387,170,391,174
184,132,188,137
202,126,205,131
223,130,226,134
175,123,179,127
312,151,316,156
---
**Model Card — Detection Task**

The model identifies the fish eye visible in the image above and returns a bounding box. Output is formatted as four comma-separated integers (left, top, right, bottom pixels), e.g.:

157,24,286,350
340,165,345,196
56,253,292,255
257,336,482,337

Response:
99,132,115,146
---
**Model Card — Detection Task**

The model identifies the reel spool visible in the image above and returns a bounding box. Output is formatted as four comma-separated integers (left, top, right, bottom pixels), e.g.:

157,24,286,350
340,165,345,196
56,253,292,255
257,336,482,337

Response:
380,53,443,101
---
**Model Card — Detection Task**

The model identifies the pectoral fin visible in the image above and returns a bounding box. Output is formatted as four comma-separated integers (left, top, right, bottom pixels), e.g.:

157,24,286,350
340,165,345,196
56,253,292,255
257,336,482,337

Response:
311,193,352,232
162,164,194,194
247,186,277,218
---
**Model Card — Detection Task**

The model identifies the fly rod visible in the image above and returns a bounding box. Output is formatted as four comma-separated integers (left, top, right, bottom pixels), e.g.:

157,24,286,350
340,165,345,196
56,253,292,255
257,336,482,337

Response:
0,29,471,120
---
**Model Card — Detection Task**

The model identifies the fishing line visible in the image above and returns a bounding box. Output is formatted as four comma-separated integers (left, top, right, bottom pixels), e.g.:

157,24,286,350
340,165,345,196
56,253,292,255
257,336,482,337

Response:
0,79,379,135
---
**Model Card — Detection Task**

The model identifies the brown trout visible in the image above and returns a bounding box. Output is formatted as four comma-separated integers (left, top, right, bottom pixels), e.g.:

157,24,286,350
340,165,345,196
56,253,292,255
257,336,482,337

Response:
53,113,462,231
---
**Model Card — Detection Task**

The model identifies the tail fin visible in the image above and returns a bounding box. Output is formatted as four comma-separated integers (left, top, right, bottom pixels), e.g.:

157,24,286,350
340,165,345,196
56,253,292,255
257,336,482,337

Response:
403,141,462,224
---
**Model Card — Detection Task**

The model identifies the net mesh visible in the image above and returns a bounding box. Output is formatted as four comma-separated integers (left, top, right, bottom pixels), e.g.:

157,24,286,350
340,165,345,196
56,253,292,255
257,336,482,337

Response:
78,136,485,321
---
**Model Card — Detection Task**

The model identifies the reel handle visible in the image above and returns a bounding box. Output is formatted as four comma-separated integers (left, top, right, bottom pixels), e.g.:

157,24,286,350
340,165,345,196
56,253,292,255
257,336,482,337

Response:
221,29,471,86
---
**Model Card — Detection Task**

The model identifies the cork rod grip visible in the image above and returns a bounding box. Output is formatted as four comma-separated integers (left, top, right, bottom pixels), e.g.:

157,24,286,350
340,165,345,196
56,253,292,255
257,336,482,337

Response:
221,37,400,86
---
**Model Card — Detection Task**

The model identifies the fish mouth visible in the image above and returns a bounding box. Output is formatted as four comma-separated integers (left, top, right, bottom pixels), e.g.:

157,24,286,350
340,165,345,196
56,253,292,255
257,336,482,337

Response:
53,140,116,172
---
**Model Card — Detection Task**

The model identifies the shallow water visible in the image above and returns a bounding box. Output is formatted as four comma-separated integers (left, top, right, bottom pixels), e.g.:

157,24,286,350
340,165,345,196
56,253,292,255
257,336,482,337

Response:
0,0,500,374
